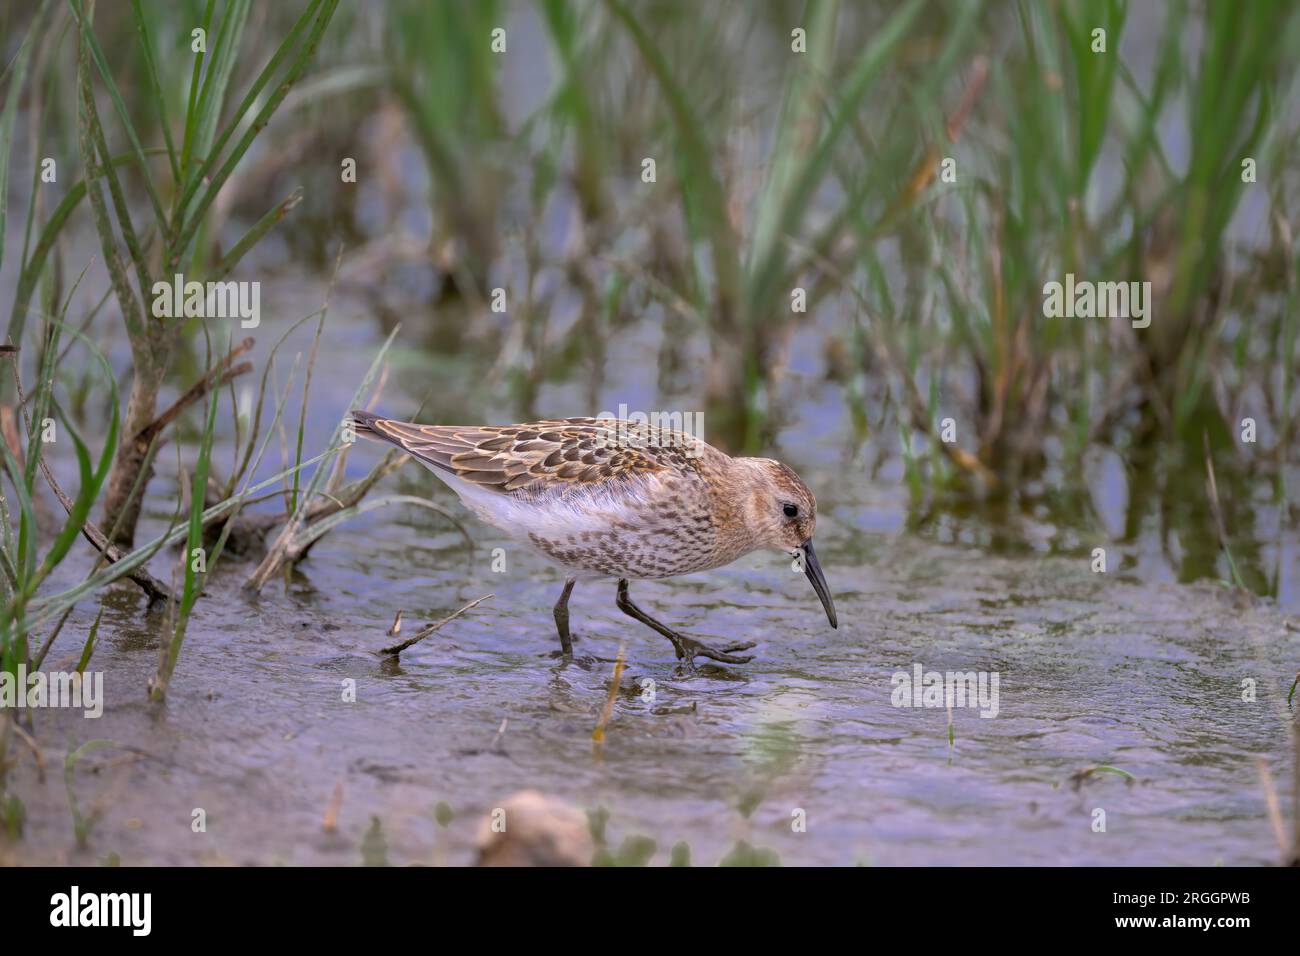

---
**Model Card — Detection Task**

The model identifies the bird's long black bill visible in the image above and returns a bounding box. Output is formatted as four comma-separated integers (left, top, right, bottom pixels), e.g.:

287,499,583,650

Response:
801,540,837,629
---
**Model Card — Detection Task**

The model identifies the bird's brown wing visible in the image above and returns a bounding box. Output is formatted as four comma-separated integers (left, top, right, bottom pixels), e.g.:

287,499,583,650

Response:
351,413,703,495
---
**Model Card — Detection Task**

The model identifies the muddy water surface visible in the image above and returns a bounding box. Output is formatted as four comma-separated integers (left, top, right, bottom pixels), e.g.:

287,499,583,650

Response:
6,298,1298,867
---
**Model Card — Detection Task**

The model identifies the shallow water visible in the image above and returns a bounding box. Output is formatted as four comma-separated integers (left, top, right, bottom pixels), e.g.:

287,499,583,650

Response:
6,296,1298,866
10,520,1298,866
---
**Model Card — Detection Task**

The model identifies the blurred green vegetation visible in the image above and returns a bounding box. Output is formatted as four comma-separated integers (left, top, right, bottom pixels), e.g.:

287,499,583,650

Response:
4,0,1297,867
1,0,1298,614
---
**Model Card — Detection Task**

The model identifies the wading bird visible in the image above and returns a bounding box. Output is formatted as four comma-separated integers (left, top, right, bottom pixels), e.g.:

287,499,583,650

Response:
352,412,837,664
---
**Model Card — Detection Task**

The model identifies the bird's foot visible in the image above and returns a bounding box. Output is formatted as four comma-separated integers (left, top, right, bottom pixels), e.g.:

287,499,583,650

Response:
546,642,621,666
671,635,756,665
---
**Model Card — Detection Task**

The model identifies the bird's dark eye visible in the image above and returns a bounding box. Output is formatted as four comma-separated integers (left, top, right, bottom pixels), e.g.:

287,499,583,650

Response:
783,503,799,519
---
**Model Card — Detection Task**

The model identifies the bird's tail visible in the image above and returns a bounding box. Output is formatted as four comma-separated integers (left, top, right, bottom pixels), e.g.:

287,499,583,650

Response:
348,409,459,481
350,408,385,440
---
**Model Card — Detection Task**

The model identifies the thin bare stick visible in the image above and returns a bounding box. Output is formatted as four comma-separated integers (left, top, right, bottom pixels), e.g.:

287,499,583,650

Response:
1255,757,1289,861
38,458,171,604
11,719,45,782
591,644,627,749
379,594,494,656
489,718,508,752
322,780,344,834
135,337,256,447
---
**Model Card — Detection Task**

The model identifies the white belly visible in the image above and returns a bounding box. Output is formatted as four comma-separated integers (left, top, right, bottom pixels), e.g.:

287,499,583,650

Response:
432,468,717,579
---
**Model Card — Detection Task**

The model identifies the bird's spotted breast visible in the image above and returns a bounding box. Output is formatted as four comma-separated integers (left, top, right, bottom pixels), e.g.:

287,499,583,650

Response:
526,509,720,579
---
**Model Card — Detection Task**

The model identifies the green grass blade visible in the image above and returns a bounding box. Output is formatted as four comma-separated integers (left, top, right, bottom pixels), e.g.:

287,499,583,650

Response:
23,447,340,631
75,14,145,343
171,0,335,258
129,0,181,182
748,0,925,313
179,0,217,189
6,148,168,345
69,0,169,227
0,0,51,277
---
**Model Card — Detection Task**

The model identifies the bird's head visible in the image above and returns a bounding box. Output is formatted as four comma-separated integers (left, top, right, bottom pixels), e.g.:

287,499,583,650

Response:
740,458,837,629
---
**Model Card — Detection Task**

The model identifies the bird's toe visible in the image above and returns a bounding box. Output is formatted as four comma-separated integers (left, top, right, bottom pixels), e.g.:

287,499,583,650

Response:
720,640,757,654
679,637,755,665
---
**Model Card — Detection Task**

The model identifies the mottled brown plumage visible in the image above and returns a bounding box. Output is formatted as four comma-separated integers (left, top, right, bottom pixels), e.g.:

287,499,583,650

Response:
352,411,837,664
356,415,697,491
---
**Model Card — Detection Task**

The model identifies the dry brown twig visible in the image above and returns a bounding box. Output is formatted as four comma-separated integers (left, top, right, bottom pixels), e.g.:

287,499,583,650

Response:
104,337,256,548
322,780,344,834
10,719,45,782
591,644,627,750
379,594,494,656
245,374,468,589
135,337,256,449
2,341,170,604
38,459,171,604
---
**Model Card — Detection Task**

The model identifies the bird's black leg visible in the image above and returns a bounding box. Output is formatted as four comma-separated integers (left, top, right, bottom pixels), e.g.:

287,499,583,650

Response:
553,579,576,655
615,579,756,665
